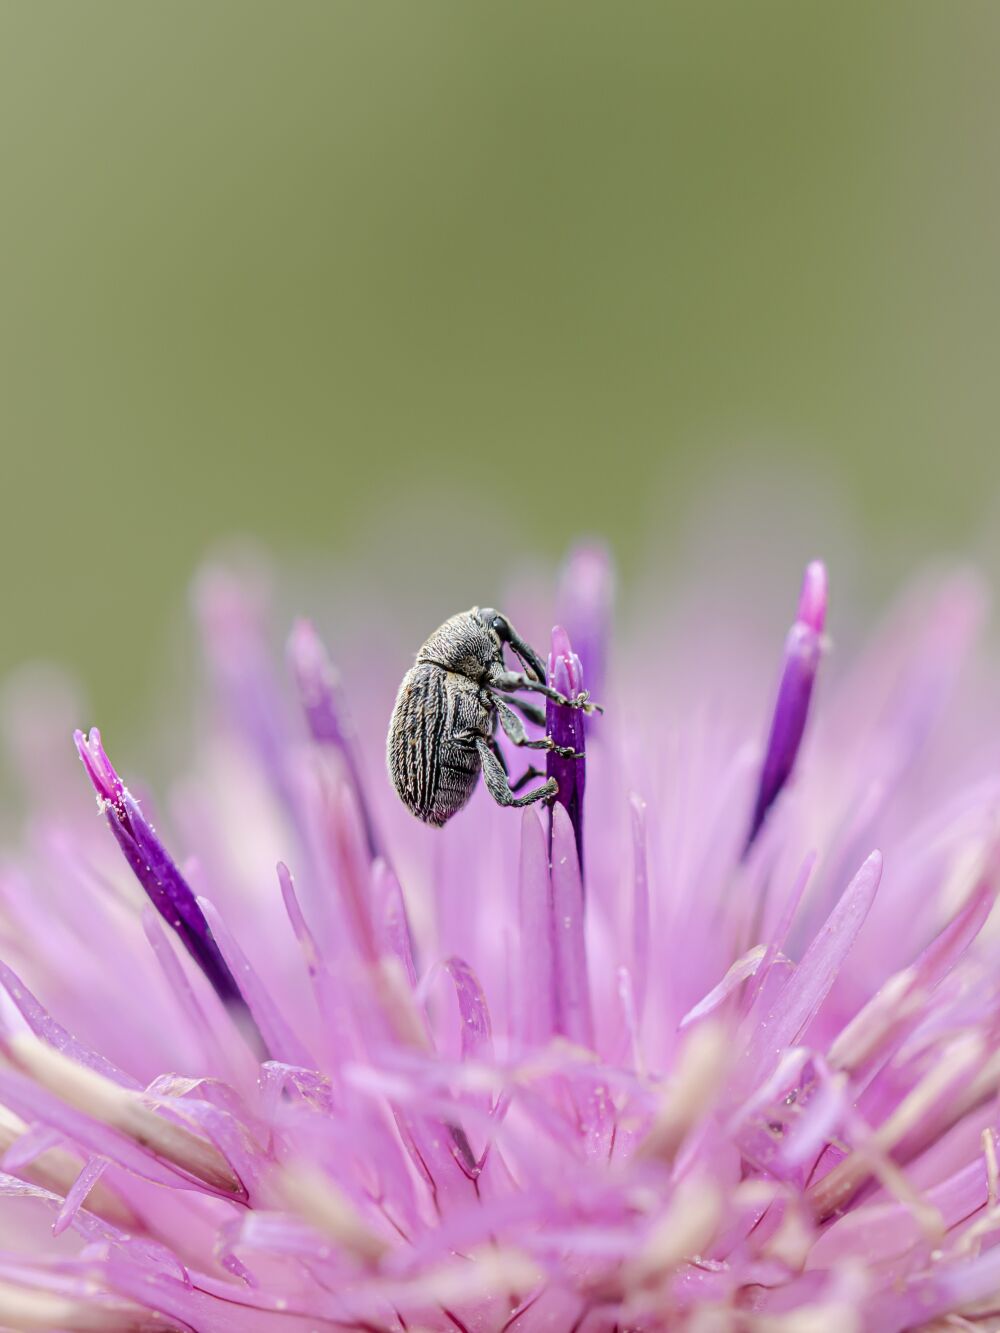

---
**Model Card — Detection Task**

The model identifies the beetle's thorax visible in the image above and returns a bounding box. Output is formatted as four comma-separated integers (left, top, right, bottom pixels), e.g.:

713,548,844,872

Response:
415,608,501,683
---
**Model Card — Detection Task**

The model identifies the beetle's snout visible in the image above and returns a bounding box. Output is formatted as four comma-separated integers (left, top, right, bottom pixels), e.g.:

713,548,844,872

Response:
508,633,546,682
518,650,545,682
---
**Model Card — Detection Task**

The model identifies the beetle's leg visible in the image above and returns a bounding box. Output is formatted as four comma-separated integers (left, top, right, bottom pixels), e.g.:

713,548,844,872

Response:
487,737,543,792
494,698,582,758
510,764,545,793
504,695,547,727
476,739,558,809
489,670,603,714
487,736,509,774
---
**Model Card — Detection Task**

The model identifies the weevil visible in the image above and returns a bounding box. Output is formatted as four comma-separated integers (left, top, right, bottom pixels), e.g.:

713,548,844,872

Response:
387,607,595,826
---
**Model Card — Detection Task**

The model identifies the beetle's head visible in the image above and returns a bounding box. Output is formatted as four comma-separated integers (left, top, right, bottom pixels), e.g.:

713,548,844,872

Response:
474,607,546,683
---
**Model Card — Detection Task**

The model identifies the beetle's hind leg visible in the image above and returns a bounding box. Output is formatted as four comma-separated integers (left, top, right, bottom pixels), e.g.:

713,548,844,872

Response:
494,698,582,758
510,764,545,793
477,739,557,809
487,737,544,793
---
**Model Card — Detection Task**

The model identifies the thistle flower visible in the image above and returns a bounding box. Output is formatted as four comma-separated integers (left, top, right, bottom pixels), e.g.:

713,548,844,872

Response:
0,546,998,1331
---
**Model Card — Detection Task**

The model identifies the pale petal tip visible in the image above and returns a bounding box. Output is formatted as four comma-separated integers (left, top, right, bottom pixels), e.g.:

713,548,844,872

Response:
548,625,583,696
74,726,119,804
798,560,828,633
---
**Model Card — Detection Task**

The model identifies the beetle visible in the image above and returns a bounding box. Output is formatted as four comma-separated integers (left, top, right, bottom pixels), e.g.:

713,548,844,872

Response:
387,607,594,826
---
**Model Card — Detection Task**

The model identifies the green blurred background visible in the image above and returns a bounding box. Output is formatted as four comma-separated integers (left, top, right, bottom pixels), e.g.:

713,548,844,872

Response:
2,1,999,739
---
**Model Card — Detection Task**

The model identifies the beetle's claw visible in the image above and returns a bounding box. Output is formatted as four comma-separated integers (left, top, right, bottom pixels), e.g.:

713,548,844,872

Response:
569,690,603,715
549,742,584,758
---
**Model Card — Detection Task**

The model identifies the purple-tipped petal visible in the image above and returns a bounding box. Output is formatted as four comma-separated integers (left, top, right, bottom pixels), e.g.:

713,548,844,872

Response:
546,625,586,870
74,729,245,1015
745,561,828,852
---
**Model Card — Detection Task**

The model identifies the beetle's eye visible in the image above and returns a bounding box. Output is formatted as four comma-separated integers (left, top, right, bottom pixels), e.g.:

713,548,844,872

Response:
491,616,509,639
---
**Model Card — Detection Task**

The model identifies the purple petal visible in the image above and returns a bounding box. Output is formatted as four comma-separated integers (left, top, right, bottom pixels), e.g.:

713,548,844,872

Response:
745,561,827,853
546,626,586,871
74,729,245,1014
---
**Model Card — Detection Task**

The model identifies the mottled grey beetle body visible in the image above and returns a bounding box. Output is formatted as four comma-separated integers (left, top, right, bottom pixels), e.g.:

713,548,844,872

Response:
387,607,583,826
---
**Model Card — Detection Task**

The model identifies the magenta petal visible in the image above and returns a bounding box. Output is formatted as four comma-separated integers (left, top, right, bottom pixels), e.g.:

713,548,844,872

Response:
196,897,314,1070
557,541,615,704
371,858,418,987
277,863,360,1070
550,803,594,1049
287,618,380,858
0,961,138,1088
629,794,650,1023
442,958,494,1065
0,1067,236,1199
517,807,555,1049
680,946,766,1030
140,907,256,1087
742,850,882,1080
52,1156,110,1237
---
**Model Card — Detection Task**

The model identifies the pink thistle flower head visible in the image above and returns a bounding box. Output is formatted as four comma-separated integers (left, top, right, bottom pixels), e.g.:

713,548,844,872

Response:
0,547,997,1331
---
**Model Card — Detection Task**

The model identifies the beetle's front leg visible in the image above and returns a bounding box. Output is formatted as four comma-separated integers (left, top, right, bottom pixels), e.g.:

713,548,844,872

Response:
504,695,547,727
489,670,602,714
494,698,582,758
476,739,557,809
